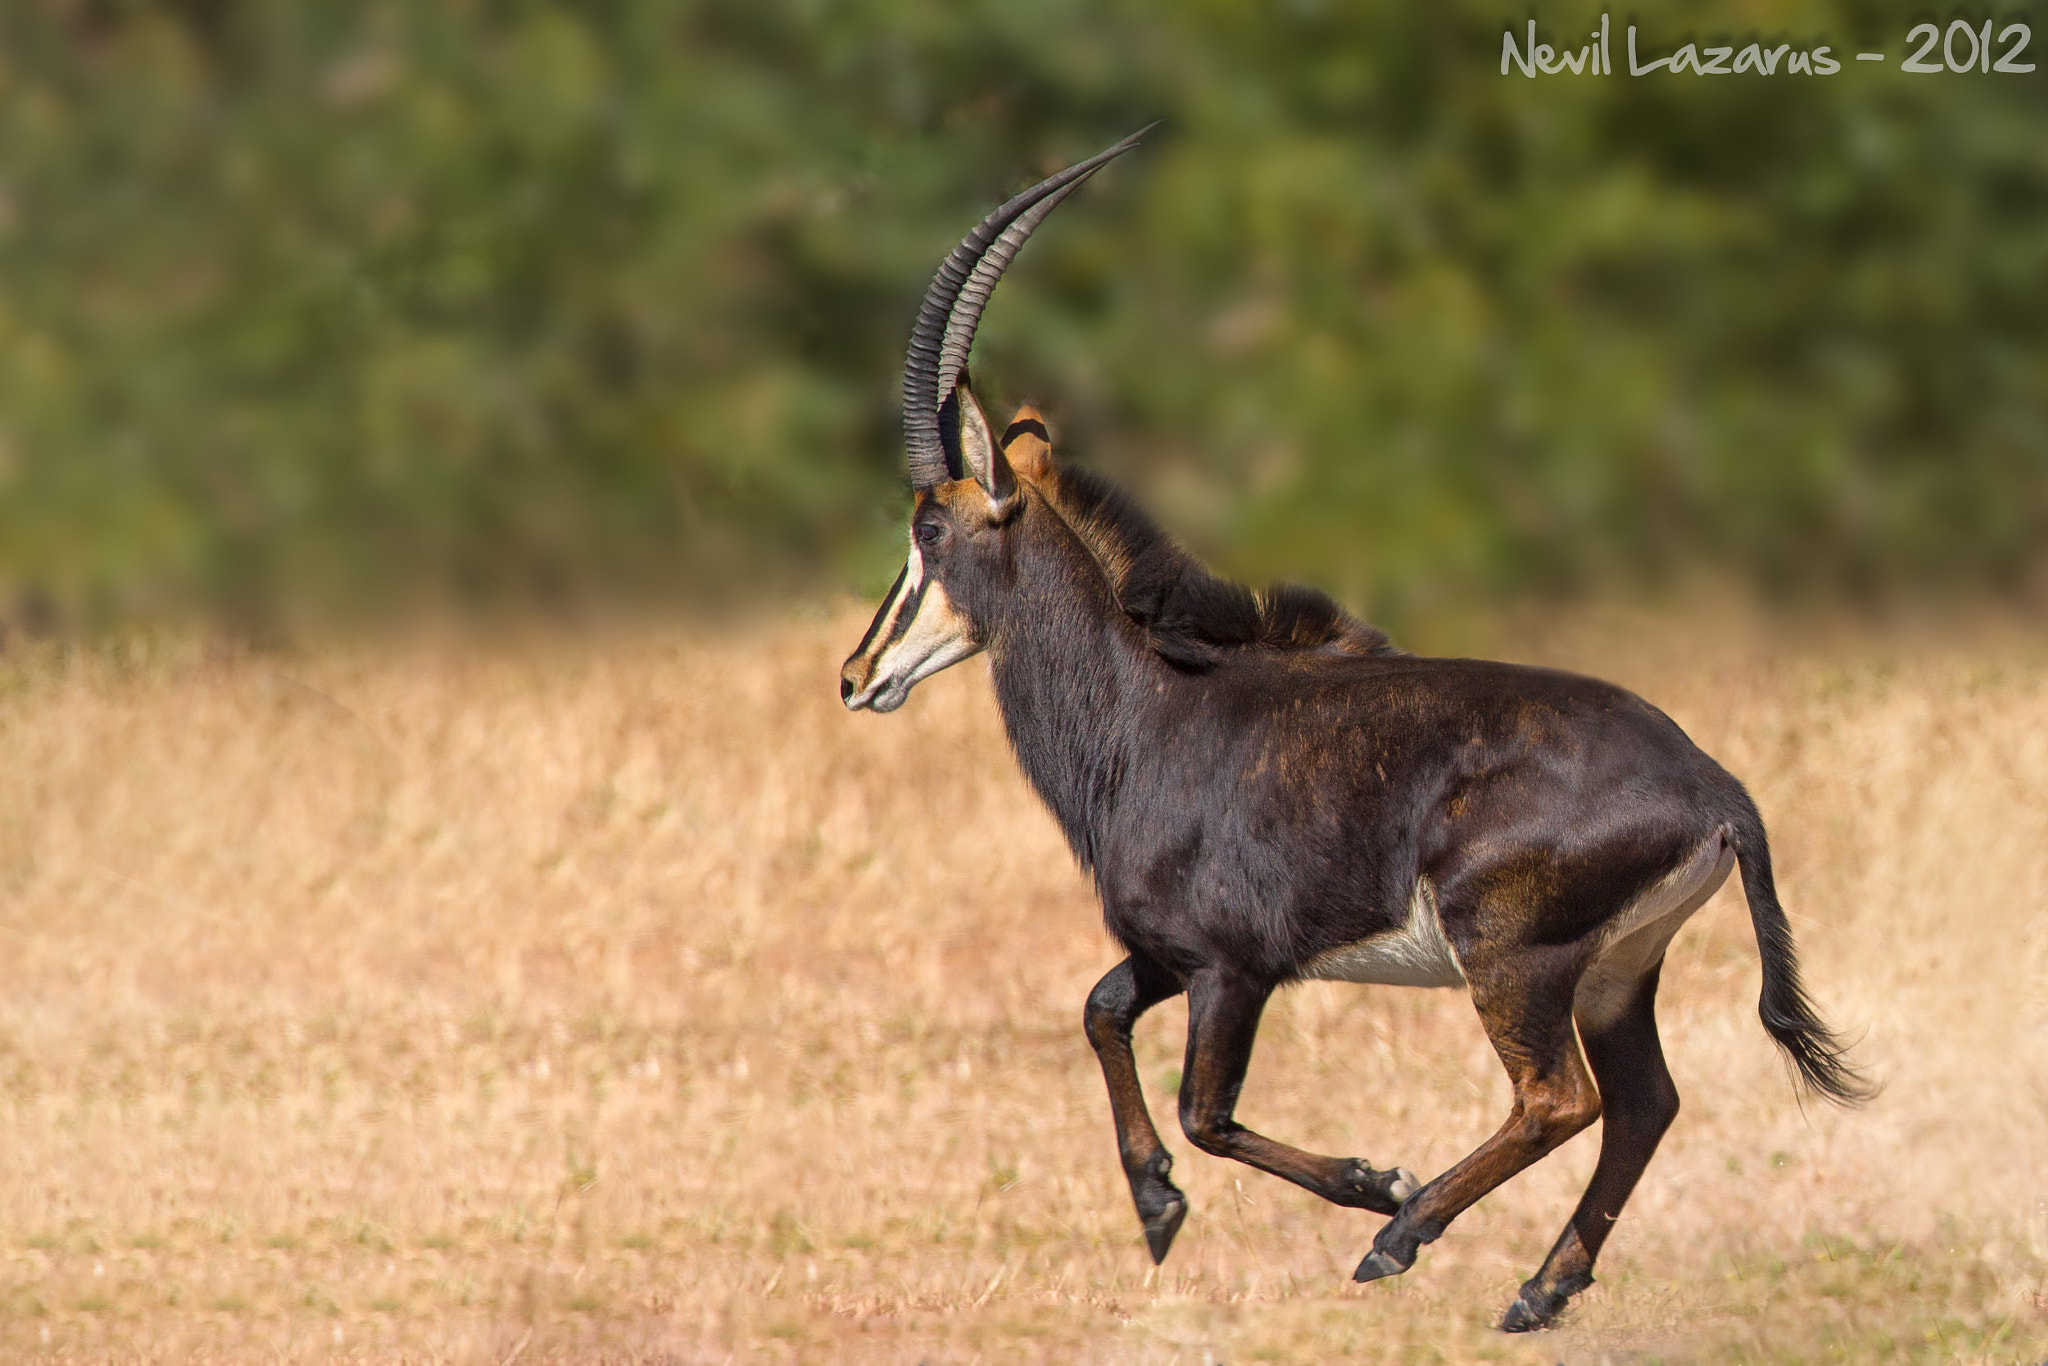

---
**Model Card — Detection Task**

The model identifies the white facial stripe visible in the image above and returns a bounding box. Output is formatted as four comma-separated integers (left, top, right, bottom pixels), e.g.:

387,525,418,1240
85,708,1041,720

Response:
843,541,982,712
848,557,918,665
862,544,926,660
874,551,922,651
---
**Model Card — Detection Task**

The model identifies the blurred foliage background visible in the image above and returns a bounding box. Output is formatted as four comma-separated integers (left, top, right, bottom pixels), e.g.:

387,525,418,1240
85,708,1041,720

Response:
0,0,2042,633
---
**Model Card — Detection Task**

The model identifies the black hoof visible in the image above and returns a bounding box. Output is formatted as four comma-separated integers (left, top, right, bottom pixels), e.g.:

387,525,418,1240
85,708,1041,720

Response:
1142,1196,1187,1265
1352,1246,1411,1283
1498,1273,1590,1332
1333,1161,1422,1216
1129,1151,1188,1265
1498,1293,1557,1332
1353,1214,1442,1284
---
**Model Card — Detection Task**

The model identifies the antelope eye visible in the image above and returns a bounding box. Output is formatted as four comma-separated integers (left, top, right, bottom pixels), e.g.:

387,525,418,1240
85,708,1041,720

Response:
914,521,946,547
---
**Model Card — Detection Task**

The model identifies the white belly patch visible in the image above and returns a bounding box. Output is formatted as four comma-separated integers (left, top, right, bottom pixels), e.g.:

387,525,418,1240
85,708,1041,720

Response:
1299,878,1466,988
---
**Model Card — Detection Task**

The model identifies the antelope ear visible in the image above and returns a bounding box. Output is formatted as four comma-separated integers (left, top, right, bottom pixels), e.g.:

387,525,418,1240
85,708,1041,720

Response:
1001,405,1052,483
946,380,1017,515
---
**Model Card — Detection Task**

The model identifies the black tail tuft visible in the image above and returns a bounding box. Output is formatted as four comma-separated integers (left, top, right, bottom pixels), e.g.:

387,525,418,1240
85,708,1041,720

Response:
1725,802,1877,1107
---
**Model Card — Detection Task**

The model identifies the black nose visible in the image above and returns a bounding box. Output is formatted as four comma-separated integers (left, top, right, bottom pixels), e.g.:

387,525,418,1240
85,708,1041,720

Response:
840,674,854,702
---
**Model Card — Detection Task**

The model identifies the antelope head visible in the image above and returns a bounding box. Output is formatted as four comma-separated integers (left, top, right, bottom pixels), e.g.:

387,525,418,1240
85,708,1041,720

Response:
840,129,1151,713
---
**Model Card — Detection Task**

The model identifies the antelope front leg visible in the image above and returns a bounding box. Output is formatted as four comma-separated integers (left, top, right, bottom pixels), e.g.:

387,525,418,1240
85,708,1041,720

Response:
1083,954,1188,1263
1179,968,1420,1216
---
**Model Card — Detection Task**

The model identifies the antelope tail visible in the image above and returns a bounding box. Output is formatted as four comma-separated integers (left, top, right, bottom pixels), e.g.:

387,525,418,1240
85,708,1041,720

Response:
1725,801,1877,1106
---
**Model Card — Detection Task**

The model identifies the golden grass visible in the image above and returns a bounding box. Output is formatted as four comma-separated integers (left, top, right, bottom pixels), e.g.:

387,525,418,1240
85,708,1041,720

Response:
0,605,2043,1363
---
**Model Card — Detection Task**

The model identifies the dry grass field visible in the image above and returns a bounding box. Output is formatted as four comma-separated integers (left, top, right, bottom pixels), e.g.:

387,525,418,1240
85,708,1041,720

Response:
0,604,2043,1363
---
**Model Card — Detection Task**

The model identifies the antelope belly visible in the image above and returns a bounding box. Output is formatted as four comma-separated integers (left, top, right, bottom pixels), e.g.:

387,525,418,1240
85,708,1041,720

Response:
1299,880,1466,988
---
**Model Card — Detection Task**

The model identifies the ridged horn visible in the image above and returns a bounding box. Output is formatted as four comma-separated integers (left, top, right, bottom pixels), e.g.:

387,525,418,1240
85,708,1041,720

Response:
902,125,1155,489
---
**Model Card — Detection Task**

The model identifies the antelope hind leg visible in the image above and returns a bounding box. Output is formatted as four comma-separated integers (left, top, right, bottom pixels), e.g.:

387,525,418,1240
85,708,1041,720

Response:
1356,958,1600,1284
1499,963,1681,1331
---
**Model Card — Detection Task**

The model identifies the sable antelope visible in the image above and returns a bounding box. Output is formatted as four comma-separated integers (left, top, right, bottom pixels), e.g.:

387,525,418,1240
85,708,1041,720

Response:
840,128,1871,1331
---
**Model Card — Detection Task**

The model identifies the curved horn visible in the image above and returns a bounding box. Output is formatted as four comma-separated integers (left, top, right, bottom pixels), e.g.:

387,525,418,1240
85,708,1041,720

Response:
902,125,1155,488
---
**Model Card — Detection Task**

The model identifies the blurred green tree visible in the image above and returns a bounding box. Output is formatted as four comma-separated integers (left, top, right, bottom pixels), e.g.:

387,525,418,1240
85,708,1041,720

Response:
0,1,2039,629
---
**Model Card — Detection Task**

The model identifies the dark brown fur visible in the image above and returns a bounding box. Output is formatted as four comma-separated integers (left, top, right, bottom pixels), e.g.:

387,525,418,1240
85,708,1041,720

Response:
848,403,1871,1331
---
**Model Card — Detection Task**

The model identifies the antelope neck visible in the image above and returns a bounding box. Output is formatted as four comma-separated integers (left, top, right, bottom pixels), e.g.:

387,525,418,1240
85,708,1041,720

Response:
984,518,1168,874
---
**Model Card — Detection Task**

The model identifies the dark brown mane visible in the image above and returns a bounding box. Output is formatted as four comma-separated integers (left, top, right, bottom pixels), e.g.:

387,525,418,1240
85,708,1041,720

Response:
1040,463,1399,671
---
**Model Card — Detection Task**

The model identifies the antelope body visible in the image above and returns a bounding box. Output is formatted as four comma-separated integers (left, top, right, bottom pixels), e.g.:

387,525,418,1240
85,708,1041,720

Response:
841,130,1869,1332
